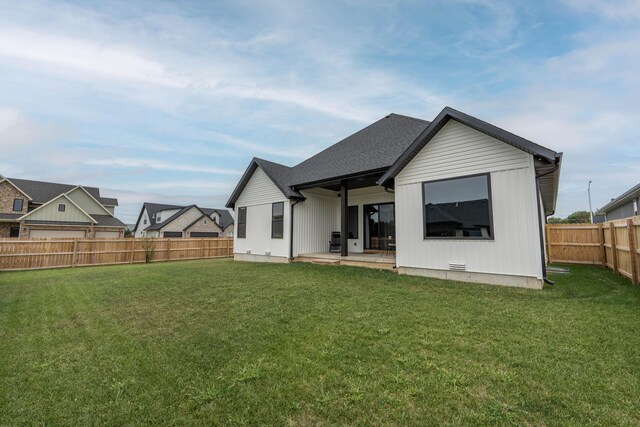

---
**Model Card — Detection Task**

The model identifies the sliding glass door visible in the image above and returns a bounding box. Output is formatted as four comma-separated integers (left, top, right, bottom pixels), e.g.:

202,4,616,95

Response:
364,203,395,251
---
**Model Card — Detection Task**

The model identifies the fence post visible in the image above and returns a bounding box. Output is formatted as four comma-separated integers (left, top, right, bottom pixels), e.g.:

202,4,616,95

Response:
130,238,135,264
628,218,639,285
610,223,618,275
227,238,231,257
201,239,205,259
166,239,171,262
598,223,606,267
72,239,78,267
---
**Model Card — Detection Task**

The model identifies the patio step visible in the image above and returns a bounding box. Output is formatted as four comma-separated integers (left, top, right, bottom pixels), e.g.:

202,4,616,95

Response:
295,255,396,271
297,257,340,265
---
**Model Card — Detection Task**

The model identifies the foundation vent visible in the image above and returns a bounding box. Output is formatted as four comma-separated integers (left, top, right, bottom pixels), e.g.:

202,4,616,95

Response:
246,249,251,254
265,251,271,256
449,261,466,271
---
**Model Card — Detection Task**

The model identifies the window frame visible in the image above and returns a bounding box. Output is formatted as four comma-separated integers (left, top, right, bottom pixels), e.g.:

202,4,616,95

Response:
57,203,66,212
422,172,494,241
271,202,284,239
12,198,23,212
237,207,247,239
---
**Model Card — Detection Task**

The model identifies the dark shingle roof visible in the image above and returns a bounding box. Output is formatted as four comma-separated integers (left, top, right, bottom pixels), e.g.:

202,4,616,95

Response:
226,114,429,208
146,205,196,230
290,114,430,186
0,213,22,221
7,177,119,206
135,203,234,233
226,107,561,215
92,215,127,227
138,202,183,229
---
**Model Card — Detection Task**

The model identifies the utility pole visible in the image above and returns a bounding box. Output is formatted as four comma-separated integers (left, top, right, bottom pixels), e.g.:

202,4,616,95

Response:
588,180,593,223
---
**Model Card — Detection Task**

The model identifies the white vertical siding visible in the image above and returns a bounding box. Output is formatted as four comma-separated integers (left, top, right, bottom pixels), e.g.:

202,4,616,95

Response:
234,201,290,258
395,120,543,279
292,189,339,256
396,120,531,186
234,166,290,258
292,186,397,256
236,167,287,207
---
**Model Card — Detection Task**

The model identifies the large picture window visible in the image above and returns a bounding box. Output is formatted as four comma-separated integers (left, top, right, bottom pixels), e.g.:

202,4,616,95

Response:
423,174,493,239
347,206,358,239
271,202,284,238
237,207,247,238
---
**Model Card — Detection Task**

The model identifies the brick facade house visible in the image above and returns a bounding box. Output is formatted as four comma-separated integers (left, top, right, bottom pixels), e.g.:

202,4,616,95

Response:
0,175,126,239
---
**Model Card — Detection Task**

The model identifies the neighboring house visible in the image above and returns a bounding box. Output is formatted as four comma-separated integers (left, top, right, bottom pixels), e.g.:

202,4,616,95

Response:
596,183,640,222
132,202,234,238
0,174,126,238
226,107,562,289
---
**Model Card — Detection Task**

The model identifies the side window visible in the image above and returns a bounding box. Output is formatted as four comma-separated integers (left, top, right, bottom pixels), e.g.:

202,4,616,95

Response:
58,203,66,212
13,199,23,212
237,207,247,238
423,173,493,239
271,202,284,238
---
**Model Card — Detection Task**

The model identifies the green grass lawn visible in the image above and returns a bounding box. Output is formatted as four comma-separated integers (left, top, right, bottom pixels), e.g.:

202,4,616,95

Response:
1,260,639,426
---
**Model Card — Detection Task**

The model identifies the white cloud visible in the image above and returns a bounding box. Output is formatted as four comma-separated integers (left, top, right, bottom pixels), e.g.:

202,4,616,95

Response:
141,180,234,191
85,158,243,176
0,107,68,151
562,0,640,21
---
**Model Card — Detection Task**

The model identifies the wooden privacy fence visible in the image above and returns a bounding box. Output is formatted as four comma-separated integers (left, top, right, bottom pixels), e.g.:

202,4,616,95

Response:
545,216,640,285
0,238,234,272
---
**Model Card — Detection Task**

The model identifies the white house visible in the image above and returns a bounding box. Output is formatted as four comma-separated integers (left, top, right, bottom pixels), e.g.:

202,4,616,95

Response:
226,107,562,289
132,203,234,238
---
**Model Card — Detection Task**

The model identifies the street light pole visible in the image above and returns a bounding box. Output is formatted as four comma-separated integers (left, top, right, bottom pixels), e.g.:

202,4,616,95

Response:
588,180,593,223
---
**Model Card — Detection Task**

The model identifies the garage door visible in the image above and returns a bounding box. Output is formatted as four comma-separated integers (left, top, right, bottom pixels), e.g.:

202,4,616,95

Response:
95,231,121,239
190,232,219,238
29,229,86,239
163,231,183,238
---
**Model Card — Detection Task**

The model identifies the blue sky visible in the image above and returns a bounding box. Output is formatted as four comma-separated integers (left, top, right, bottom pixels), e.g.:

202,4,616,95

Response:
0,0,638,224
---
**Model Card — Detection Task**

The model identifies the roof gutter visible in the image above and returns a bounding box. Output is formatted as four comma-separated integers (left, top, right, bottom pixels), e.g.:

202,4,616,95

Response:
535,157,561,286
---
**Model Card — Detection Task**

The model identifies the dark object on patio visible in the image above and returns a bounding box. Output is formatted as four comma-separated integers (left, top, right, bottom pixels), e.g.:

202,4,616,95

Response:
329,232,341,253
383,236,396,255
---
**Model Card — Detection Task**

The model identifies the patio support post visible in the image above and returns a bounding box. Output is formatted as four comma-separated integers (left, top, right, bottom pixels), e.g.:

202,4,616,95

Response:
341,179,348,256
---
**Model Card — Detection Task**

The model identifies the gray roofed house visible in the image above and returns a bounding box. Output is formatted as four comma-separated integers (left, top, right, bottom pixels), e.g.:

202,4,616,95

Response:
133,202,234,238
226,106,562,290
0,175,125,239
596,183,640,221
7,177,119,206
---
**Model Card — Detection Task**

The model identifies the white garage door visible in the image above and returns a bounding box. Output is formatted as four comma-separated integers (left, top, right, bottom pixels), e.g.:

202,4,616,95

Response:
29,229,86,238
95,231,120,239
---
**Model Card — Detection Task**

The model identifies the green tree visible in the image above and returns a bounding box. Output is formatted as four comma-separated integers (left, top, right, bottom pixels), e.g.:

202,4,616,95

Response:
547,217,565,224
565,211,591,224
